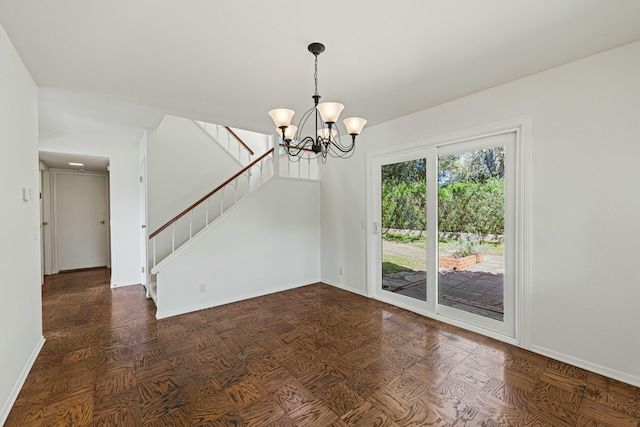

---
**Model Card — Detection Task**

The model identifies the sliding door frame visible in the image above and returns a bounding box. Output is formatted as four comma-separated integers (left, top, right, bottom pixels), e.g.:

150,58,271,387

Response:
366,116,532,346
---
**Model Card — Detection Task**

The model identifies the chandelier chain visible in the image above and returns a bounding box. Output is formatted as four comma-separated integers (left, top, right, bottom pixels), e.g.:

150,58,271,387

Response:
314,55,319,97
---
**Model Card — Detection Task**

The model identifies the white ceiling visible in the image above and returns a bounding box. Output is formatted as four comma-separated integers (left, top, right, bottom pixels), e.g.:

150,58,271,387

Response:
1,0,640,138
39,151,109,172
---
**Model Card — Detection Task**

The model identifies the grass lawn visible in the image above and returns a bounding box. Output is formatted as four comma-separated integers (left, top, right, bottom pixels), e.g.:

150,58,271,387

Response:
383,232,504,257
381,260,411,275
382,255,424,274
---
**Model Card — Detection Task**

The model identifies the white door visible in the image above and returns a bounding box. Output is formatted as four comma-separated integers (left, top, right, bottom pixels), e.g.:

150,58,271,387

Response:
55,172,110,271
39,169,45,284
140,157,148,285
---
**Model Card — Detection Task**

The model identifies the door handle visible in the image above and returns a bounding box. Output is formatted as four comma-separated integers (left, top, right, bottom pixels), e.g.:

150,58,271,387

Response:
42,221,48,226
141,225,146,229
100,220,105,224
373,222,381,234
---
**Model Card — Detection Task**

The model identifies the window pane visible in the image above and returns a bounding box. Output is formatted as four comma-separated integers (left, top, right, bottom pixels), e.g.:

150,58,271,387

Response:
437,147,505,321
381,159,427,301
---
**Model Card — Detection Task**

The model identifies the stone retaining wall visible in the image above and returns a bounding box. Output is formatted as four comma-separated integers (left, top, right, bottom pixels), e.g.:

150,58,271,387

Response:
382,228,504,243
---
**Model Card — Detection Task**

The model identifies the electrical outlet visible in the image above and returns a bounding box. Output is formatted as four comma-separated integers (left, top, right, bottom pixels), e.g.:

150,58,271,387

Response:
339,266,344,275
199,283,206,293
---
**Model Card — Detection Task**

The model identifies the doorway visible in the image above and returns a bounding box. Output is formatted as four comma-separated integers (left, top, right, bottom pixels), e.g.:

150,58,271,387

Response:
367,119,530,343
53,171,110,271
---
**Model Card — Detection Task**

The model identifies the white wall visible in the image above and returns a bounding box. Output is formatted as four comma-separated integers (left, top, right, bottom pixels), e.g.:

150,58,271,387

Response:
146,115,241,232
39,133,142,287
229,126,271,156
155,178,321,318
321,41,640,385
0,24,44,424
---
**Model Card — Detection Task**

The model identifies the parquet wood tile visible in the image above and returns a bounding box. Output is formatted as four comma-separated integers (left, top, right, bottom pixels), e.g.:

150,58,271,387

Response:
315,381,364,417
91,383,140,419
225,375,268,409
287,398,338,427
92,406,140,427
340,401,398,427
6,268,640,426
272,381,314,414
238,395,286,427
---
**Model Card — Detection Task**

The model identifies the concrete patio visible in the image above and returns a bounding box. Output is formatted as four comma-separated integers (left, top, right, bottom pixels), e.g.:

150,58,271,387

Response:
382,267,504,321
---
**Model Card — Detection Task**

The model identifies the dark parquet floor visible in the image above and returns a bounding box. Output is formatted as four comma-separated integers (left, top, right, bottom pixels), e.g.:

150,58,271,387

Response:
6,269,639,426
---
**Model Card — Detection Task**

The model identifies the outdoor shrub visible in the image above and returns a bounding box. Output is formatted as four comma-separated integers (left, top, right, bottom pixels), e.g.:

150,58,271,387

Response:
437,178,504,235
380,147,505,235
449,233,485,258
381,178,504,235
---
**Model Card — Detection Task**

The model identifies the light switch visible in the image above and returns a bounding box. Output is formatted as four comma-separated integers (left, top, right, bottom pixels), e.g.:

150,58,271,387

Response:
22,188,32,201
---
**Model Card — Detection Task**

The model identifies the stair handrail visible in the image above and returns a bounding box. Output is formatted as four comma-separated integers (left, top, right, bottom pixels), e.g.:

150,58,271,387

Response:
225,126,254,156
149,148,273,239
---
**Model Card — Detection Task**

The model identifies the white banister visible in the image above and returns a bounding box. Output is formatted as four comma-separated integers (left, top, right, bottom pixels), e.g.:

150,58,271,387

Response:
271,135,279,178
220,188,225,215
171,224,175,253
193,120,253,166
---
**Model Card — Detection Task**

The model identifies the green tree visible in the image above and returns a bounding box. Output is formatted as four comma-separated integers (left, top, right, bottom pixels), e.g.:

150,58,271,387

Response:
382,159,425,186
439,147,504,184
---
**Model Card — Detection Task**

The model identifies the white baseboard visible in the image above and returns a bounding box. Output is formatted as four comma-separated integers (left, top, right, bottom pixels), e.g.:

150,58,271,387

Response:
0,335,45,426
110,281,140,288
155,280,312,319
530,344,640,388
324,280,640,388
322,279,369,297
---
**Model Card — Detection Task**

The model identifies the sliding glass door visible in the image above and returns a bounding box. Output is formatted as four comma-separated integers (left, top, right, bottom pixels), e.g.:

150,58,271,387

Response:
372,131,518,338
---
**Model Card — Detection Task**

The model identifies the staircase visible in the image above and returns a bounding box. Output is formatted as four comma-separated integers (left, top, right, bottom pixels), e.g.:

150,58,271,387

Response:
143,117,322,307
192,121,254,166
148,148,274,273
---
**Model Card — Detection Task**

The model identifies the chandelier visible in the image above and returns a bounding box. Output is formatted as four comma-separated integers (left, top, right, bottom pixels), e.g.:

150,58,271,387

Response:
268,42,367,161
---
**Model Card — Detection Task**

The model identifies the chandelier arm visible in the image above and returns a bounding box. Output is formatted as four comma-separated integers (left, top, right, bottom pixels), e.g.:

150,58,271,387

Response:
327,144,356,158
329,142,355,152
295,105,319,140
293,105,327,154
325,127,356,153
282,136,316,158
328,140,356,154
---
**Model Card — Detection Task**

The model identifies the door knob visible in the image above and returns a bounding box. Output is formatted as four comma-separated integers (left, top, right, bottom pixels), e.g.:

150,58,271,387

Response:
100,220,105,224
141,225,146,229
42,221,48,226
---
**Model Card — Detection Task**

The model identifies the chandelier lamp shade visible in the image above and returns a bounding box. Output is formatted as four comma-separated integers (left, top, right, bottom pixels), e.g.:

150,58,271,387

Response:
268,42,366,160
